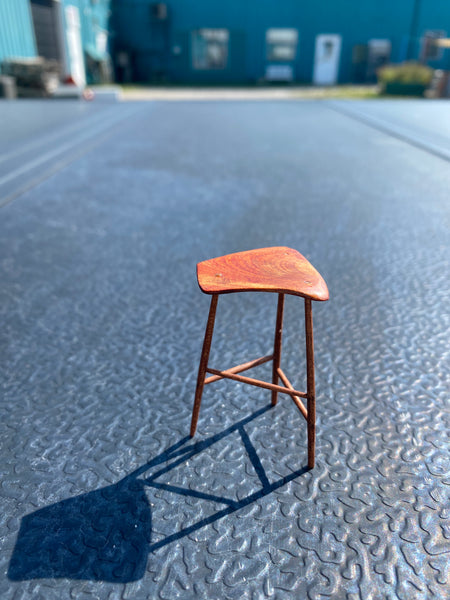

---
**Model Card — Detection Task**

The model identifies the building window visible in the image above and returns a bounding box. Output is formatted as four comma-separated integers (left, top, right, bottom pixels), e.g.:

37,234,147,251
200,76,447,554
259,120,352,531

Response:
151,3,168,21
266,29,298,61
421,30,446,61
192,29,229,70
366,39,391,80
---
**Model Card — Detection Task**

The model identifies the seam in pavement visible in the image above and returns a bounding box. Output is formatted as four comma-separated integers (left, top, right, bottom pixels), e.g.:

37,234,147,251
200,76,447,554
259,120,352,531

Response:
0,106,119,166
0,105,147,209
1,129,118,209
326,101,450,163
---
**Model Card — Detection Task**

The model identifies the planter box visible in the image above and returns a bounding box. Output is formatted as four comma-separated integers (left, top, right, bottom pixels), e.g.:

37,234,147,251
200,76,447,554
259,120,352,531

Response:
383,82,427,96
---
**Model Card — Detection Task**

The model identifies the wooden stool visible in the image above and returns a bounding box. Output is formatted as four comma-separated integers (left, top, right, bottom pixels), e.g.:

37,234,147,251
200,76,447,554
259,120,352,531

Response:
190,247,329,468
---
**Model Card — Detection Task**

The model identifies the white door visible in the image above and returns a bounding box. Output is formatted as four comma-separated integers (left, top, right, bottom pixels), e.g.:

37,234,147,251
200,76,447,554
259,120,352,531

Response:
313,35,342,85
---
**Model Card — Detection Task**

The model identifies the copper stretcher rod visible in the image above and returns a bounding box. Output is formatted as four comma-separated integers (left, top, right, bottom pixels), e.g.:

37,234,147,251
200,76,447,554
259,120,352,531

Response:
205,367,308,399
204,354,274,384
277,367,308,420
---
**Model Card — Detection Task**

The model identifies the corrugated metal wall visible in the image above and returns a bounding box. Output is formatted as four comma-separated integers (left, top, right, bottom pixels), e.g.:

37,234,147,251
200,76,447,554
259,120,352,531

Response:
0,0,37,64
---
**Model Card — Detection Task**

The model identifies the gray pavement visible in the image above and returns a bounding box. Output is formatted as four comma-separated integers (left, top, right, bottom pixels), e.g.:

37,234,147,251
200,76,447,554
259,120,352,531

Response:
1,98,449,599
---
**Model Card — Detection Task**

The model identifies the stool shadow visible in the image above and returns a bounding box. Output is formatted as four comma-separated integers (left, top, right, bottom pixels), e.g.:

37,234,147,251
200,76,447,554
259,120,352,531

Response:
8,405,308,583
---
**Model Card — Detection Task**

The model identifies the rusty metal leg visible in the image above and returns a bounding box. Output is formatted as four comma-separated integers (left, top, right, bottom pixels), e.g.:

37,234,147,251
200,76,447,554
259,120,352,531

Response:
190,294,219,437
305,298,316,468
272,293,285,406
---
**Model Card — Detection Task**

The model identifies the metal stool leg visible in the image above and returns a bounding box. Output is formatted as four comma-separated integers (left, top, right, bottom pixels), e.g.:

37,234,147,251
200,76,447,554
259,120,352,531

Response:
305,298,316,468
190,294,219,437
272,293,285,406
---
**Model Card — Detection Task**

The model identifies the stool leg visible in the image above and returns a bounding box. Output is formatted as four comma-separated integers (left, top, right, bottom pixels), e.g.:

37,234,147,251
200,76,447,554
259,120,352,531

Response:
272,293,285,406
305,298,316,468
190,294,219,437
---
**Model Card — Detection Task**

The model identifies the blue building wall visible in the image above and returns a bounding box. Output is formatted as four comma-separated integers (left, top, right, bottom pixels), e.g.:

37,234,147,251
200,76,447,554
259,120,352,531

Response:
0,0,37,65
111,0,450,83
1,1,448,84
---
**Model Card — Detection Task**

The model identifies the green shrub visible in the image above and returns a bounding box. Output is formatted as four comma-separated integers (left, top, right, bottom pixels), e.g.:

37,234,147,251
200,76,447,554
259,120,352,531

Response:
377,61,433,85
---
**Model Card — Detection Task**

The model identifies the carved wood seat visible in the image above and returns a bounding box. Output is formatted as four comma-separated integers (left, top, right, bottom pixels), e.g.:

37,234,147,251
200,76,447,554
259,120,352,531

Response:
190,247,329,469
197,246,329,300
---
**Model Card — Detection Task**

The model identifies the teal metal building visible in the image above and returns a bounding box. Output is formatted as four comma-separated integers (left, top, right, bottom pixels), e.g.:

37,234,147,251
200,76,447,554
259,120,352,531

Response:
110,0,450,84
2,1,449,86
0,0,112,84
0,0,37,64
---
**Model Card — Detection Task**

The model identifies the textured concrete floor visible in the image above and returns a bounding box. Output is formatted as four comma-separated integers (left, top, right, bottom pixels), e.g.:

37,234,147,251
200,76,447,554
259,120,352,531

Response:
0,99,449,599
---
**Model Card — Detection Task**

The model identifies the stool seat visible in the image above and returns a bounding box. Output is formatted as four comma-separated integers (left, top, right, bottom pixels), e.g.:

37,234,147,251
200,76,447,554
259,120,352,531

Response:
197,246,329,301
